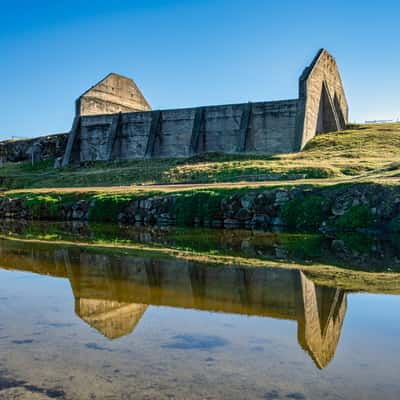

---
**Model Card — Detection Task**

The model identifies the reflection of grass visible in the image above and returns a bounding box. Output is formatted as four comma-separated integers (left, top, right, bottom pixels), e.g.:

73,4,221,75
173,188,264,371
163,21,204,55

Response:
336,233,374,254
336,205,373,229
279,234,324,259
1,220,399,272
1,234,400,294
1,123,399,189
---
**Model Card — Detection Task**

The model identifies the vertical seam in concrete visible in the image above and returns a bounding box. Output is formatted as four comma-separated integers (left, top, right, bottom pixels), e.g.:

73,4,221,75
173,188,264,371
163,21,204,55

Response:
294,98,306,151
189,107,205,155
145,111,162,158
107,113,122,160
237,102,252,152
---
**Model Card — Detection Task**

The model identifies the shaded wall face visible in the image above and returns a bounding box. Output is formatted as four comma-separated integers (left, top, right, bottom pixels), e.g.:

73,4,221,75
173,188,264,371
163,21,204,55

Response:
0,134,68,163
78,100,298,161
78,74,151,116
298,51,348,149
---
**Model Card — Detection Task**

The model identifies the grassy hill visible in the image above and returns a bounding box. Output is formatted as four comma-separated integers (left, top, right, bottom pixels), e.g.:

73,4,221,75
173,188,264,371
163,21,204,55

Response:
1,123,399,190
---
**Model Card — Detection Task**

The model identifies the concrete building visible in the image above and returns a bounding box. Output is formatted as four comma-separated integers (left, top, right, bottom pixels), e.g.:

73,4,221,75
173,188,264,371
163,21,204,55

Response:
61,48,348,165
0,49,348,165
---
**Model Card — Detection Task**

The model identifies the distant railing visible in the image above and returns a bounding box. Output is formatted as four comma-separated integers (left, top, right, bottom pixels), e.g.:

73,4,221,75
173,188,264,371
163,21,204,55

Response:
364,119,397,124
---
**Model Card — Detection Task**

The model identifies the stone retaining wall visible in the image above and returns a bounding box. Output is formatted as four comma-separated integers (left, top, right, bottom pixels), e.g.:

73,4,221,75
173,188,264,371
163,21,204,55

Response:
0,184,399,233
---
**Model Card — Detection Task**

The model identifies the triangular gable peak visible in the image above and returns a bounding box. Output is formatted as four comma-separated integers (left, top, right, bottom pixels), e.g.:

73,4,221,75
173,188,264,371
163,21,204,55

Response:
76,73,151,116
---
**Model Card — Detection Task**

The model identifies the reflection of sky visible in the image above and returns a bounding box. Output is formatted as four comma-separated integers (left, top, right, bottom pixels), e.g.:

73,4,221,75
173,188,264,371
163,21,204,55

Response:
1,268,400,399
344,293,400,337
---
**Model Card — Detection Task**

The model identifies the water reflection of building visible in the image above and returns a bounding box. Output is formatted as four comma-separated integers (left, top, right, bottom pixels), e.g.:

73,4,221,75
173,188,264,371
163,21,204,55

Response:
75,299,147,339
0,241,347,369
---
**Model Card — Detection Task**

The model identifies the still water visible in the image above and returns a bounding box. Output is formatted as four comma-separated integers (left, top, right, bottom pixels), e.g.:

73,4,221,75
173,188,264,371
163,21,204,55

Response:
0,227,399,399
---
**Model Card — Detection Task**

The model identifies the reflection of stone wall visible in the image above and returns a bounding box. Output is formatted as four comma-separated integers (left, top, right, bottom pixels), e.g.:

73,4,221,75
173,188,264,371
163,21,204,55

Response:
0,241,347,368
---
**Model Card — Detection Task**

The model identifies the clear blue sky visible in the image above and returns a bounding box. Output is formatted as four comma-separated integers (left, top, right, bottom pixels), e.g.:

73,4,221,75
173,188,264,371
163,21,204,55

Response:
0,0,399,139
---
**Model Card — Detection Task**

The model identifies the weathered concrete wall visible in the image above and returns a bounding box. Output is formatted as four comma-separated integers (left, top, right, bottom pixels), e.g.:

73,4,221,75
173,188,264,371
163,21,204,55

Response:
0,133,68,164
76,73,151,116
76,99,299,161
64,48,347,163
296,49,348,149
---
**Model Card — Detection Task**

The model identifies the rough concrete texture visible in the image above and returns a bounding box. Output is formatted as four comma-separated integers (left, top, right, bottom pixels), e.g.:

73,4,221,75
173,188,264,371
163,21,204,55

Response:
75,99,299,162
76,73,151,116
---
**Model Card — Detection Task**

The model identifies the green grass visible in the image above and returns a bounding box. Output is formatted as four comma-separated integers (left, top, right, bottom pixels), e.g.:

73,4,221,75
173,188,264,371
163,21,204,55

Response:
1,123,399,189
280,195,327,229
173,191,224,225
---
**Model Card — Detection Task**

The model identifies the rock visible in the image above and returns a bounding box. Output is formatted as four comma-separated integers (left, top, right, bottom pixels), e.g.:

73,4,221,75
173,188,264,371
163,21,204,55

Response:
289,188,305,200
211,220,223,228
331,239,346,253
262,190,276,202
134,214,144,222
275,190,289,205
53,157,62,169
240,196,254,210
331,200,351,216
118,212,126,222
72,209,84,220
253,194,266,210
140,199,153,209
156,213,175,226
241,240,252,251
144,214,156,225
78,200,90,212
275,247,289,259
224,195,241,214
235,208,252,221
251,214,270,228
223,218,242,229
